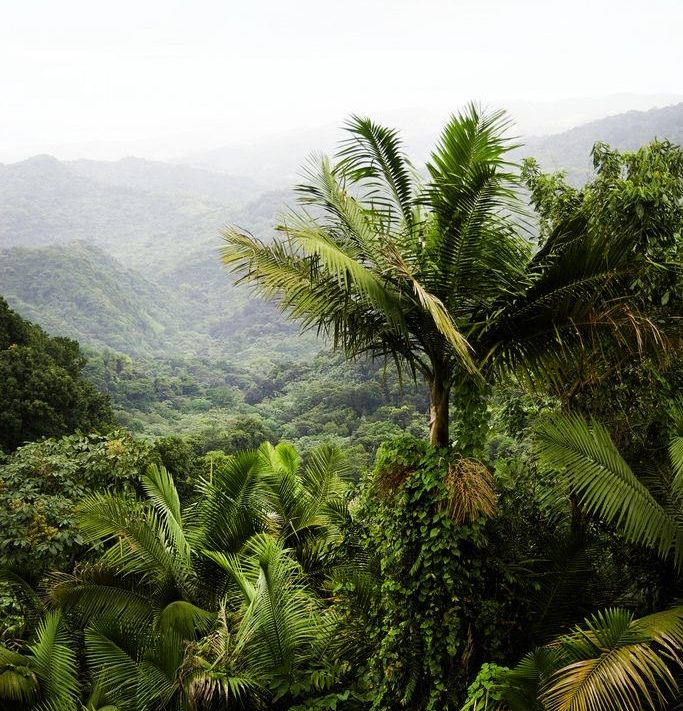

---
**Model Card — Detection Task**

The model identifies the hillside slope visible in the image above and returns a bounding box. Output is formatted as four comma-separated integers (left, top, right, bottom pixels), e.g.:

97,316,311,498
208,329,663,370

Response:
68,156,264,205
0,241,199,355
0,155,231,279
518,102,683,184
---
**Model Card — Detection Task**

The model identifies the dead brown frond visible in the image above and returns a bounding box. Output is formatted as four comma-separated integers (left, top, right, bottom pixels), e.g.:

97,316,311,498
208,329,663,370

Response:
587,301,669,357
443,458,497,525
373,462,415,499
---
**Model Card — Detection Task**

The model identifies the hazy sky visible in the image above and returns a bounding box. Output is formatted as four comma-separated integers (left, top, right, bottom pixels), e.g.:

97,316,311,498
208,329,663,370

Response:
2,0,682,158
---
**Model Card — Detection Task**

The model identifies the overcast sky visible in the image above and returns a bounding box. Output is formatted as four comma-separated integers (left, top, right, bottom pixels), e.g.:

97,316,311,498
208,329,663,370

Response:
2,0,682,160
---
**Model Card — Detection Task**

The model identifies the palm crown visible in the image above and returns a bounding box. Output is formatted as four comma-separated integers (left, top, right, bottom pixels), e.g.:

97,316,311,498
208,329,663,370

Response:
222,104,656,449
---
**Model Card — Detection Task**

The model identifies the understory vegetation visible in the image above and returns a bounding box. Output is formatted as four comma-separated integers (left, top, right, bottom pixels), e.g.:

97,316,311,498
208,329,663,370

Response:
1,105,682,710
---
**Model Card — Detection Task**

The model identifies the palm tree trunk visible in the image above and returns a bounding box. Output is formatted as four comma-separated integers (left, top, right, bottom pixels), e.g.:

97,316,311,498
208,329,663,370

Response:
428,374,451,448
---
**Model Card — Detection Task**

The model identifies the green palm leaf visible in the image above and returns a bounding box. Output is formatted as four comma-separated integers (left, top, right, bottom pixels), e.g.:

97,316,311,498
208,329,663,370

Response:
335,114,417,228
141,464,190,565
196,449,269,553
49,565,153,630
670,399,683,493
503,608,683,711
28,611,79,711
542,608,683,711
0,647,37,705
536,413,683,570
84,627,141,711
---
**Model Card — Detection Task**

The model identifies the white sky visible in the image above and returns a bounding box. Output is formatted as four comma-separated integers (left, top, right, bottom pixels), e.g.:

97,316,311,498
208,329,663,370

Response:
1,0,682,159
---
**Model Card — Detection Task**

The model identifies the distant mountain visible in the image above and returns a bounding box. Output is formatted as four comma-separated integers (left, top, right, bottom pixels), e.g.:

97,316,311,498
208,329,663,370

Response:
178,99,683,187
0,241,197,355
518,103,683,184
0,152,308,358
3,94,679,165
69,156,264,206
0,154,233,280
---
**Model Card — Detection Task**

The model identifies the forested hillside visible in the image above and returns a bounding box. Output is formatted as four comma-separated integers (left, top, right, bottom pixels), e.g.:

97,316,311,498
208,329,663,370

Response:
0,242,192,355
0,154,307,360
520,101,683,183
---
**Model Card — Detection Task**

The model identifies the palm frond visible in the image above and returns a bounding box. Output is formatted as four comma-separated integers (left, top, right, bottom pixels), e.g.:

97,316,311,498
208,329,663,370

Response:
238,535,322,679
280,210,409,332
49,566,153,631
382,238,478,374
335,114,417,228
181,607,268,709
28,611,79,711
0,646,37,705
541,607,683,711
157,600,216,638
670,398,683,493
204,551,256,606
535,413,683,570
141,464,190,565
221,229,412,365
84,627,138,711
196,449,268,553
425,104,525,310
78,493,179,584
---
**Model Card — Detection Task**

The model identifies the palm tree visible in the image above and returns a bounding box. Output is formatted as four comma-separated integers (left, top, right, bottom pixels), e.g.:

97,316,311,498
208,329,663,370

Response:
221,104,658,449
534,400,683,572
49,445,352,709
195,535,330,709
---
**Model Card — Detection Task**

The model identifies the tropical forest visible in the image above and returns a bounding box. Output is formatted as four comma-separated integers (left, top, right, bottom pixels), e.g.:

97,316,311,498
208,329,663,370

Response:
1,98,681,710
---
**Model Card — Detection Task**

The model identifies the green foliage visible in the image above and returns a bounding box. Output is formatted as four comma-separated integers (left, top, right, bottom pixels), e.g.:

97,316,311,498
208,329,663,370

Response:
222,105,524,445
0,610,79,711
0,242,193,356
42,442,355,709
460,662,509,711
86,346,428,474
2,115,683,711
523,140,683,461
535,405,683,572
361,437,503,709
0,297,114,451
0,431,150,574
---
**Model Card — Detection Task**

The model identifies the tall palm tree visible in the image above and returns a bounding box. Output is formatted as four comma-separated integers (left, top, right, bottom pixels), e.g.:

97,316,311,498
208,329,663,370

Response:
221,104,657,449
